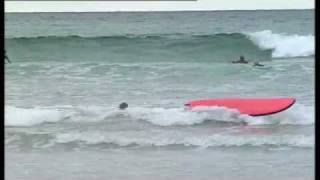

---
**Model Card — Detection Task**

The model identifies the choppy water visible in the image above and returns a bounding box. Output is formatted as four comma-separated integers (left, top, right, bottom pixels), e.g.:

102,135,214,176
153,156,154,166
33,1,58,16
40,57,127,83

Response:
5,10,314,180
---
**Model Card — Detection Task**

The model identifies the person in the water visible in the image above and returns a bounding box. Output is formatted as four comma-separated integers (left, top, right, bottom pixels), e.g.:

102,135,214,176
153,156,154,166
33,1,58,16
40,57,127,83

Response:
5,50,11,64
119,102,128,110
253,62,264,67
232,56,248,64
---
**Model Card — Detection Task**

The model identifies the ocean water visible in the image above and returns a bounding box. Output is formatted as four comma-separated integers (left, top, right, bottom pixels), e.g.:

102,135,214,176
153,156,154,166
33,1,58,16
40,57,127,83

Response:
5,10,314,180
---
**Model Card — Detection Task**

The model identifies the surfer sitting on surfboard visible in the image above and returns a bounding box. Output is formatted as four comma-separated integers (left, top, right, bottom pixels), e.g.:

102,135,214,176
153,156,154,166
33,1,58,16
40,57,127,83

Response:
232,56,248,64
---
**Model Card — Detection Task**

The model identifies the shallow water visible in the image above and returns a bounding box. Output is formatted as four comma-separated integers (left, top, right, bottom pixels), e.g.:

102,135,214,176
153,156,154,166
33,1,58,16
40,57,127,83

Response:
5,10,314,180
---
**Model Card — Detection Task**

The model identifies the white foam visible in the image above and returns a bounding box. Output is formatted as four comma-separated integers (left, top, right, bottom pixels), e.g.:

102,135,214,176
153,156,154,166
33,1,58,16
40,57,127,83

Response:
129,104,315,126
55,131,314,148
5,103,314,127
5,106,68,126
71,105,114,122
247,30,314,58
126,106,306,126
126,107,249,126
268,103,314,125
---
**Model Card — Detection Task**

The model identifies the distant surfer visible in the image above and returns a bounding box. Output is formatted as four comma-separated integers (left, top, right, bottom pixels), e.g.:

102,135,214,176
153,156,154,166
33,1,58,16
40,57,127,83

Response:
253,62,264,67
232,56,248,64
119,102,128,110
4,50,11,64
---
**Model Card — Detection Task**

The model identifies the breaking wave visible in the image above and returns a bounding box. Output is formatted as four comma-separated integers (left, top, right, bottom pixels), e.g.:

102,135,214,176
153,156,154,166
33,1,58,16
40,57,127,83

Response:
5,103,314,127
54,131,313,148
6,31,313,63
247,30,314,58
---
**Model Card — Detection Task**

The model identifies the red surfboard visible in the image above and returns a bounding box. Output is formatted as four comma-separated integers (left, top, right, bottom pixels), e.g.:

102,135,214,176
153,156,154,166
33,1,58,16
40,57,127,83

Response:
185,98,295,116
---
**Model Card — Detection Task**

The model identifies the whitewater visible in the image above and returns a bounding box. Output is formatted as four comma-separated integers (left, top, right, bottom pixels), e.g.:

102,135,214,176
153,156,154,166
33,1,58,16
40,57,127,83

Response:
5,10,314,180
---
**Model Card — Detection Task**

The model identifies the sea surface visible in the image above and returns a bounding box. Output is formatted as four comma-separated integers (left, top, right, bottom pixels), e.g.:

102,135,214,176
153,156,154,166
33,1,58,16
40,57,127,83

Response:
5,10,314,180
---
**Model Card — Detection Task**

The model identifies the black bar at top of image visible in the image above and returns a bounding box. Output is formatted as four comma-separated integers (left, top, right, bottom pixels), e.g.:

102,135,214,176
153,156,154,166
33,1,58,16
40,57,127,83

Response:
5,0,197,1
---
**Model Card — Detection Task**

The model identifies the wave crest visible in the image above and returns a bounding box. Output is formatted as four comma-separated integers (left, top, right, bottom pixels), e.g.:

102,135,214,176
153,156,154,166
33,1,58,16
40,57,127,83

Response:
5,106,69,126
247,30,314,58
53,131,314,148
6,31,313,62
5,103,314,127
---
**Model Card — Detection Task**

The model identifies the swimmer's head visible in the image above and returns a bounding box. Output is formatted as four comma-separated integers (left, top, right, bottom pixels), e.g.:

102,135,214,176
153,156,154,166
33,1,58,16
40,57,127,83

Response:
119,102,128,110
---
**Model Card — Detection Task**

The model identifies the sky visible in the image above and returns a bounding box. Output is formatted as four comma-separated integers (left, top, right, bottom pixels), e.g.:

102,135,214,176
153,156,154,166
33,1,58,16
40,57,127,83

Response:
5,0,314,12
